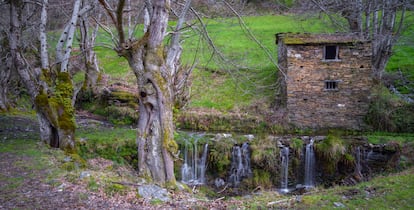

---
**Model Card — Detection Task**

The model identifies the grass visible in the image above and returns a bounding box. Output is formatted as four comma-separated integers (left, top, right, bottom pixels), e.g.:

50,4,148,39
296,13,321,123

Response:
366,132,414,144
294,167,414,209
77,127,137,166
91,13,413,112
179,15,338,111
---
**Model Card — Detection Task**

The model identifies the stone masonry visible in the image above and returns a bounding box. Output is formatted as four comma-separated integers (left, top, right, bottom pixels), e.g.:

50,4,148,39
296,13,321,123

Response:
276,33,373,129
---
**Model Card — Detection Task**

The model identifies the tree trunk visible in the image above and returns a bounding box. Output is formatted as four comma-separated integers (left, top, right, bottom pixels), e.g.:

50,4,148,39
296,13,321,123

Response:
8,0,77,151
98,0,194,185
0,59,11,111
129,49,176,185
79,2,100,92
125,0,176,185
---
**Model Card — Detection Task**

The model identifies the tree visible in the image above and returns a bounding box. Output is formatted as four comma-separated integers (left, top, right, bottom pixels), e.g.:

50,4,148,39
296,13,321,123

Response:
98,0,193,185
79,0,100,93
0,30,11,111
8,0,94,151
308,0,412,79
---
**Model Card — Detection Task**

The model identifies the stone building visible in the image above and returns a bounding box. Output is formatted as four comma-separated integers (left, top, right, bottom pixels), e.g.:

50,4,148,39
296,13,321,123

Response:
276,33,373,129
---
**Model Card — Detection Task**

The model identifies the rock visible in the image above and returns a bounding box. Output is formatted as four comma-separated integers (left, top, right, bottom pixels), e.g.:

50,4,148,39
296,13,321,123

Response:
57,183,66,192
333,202,345,208
80,171,91,179
295,195,303,202
215,133,232,140
79,138,87,143
244,134,254,141
63,156,72,162
137,185,170,202
176,182,188,191
214,178,225,188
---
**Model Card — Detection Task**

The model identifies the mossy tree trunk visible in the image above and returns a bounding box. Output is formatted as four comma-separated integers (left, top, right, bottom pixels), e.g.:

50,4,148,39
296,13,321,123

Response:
99,0,192,185
8,0,92,152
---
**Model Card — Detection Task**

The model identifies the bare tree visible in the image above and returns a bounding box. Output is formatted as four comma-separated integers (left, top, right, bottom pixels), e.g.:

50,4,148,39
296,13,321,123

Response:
98,0,193,185
308,0,413,79
8,0,94,151
79,0,100,92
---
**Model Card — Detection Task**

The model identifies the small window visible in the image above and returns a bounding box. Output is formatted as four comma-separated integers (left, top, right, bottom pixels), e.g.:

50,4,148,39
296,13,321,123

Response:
324,45,338,60
325,80,339,90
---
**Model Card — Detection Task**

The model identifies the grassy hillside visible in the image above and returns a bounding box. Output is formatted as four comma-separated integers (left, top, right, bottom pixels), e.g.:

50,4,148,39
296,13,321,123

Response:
92,14,413,112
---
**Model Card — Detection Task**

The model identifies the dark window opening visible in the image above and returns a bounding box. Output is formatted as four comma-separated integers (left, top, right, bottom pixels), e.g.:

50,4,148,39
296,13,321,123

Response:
325,80,339,90
324,45,338,60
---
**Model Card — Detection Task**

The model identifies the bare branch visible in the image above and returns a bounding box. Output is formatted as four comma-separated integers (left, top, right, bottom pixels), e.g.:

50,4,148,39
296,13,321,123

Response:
222,0,286,79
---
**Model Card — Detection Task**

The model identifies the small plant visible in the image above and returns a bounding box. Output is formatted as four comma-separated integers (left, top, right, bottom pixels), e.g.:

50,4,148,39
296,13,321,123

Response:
251,169,273,189
341,153,356,168
150,198,164,205
315,134,346,174
104,183,126,196
87,177,99,192
290,137,303,157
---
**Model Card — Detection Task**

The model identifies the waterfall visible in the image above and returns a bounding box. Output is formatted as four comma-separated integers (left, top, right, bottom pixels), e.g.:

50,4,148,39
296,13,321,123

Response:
280,146,290,193
199,143,209,183
304,138,315,188
228,142,252,186
181,136,209,185
355,146,362,176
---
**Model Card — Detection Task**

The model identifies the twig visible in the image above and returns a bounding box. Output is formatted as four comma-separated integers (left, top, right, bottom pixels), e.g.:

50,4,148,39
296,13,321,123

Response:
251,186,262,193
267,198,290,206
214,197,225,202
111,181,142,187
217,184,229,194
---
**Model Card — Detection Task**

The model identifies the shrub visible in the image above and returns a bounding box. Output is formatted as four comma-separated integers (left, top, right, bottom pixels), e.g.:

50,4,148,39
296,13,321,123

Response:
366,85,414,132
315,134,346,174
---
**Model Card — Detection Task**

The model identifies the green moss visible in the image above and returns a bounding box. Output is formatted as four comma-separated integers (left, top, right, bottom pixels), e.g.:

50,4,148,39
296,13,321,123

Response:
251,169,272,189
164,180,177,190
110,91,137,102
290,138,303,157
342,153,355,168
55,72,76,132
34,72,76,135
69,153,87,168
34,91,49,107
39,68,53,86
61,162,76,171
163,129,178,155
315,134,347,174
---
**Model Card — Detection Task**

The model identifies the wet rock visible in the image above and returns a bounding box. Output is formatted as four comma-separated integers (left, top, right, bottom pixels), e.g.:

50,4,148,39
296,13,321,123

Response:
137,184,170,202
215,133,232,140
214,178,225,188
333,202,345,208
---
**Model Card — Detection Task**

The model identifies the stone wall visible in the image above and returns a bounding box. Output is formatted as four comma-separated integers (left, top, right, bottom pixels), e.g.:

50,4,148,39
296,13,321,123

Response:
277,33,373,129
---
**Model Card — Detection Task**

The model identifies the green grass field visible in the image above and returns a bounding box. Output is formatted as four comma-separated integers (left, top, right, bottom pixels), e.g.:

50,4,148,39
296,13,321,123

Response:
91,14,413,111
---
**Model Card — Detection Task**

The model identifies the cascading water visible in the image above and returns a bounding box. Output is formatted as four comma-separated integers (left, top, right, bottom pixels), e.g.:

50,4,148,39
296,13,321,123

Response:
228,142,252,186
355,146,362,177
304,138,315,188
181,136,209,185
280,146,290,193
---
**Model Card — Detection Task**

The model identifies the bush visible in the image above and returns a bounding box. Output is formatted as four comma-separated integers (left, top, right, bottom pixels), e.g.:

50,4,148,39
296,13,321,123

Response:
315,134,346,174
366,85,414,132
